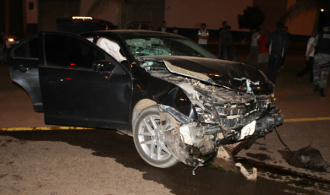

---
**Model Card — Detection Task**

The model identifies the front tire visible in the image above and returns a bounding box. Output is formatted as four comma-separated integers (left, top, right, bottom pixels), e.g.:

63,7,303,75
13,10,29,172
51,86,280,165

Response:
133,106,178,168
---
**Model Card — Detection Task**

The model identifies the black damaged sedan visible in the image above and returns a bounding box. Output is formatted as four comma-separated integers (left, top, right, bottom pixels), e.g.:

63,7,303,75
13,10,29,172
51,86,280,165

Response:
7,30,283,169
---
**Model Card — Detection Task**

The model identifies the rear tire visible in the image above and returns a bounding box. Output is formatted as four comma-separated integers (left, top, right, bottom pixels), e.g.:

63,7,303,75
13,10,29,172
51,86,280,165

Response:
133,106,178,168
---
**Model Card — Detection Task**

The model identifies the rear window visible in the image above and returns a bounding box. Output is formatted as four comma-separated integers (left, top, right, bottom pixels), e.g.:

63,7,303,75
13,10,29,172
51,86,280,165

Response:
44,34,106,69
11,36,39,59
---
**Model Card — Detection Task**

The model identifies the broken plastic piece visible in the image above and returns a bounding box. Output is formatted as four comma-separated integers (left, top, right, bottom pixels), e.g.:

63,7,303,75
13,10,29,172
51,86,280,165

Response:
192,160,203,175
212,146,238,172
235,162,257,181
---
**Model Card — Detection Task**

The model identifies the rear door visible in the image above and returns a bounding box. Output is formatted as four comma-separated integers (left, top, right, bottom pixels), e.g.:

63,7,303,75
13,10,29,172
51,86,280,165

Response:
7,35,43,111
39,32,132,129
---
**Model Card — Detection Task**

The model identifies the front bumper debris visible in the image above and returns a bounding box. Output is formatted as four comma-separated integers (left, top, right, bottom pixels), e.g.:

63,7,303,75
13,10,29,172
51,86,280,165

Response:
159,103,284,169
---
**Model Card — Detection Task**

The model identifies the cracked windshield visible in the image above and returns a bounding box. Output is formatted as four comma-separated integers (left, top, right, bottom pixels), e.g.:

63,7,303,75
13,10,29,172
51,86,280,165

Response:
125,37,215,60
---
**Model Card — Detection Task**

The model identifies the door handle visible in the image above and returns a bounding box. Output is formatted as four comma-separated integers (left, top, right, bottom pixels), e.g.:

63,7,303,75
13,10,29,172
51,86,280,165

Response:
18,65,30,72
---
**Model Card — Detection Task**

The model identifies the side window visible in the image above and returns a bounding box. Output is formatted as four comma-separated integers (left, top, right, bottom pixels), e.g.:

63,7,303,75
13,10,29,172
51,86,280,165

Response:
11,36,39,59
44,34,105,68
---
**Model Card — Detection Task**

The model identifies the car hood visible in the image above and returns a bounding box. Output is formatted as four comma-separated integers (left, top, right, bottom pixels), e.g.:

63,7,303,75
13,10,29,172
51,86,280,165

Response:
139,56,274,94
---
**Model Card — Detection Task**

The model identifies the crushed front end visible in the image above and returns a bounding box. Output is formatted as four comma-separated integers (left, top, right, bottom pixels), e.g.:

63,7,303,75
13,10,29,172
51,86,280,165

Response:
156,71,283,168
141,57,284,168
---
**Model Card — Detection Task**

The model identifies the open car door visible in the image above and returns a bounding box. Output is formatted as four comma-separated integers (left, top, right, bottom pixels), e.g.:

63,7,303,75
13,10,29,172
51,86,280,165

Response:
7,35,43,112
39,32,132,129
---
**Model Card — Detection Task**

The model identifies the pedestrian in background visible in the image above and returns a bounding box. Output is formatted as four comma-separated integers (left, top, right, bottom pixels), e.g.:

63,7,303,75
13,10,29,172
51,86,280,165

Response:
280,25,291,68
296,34,316,82
306,23,330,97
258,29,270,64
172,27,179,34
265,22,289,83
157,21,169,32
222,25,237,61
245,28,260,65
218,21,227,59
198,23,209,50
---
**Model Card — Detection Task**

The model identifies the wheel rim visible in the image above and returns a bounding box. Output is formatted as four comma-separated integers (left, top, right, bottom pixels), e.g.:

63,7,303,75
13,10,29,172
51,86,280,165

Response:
137,114,172,161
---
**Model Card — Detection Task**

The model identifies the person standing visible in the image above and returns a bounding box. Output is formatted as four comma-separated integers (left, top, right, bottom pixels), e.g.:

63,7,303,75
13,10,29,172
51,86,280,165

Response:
306,23,330,97
172,27,179,34
246,28,261,65
198,23,209,50
280,25,291,68
258,30,270,64
218,21,227,59
157,21,169,32
265,23,289,83
296,34,316,82
222,25,237,61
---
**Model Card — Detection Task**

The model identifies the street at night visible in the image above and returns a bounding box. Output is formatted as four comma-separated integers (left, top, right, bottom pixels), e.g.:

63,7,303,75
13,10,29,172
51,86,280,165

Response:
1,0,330,194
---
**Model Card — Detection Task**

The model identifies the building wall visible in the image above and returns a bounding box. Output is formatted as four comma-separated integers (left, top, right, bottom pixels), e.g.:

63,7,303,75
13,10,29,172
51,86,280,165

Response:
80,0,120,26
12,0,318,39
164,0,253,30
254,0,316,36
38,0,80,31
126,0,165,30
80,0,165,30
79,0,318,36
254,0,288,33
9,0,24,37
24,0,38,34
25,0,38,24
284,0,316,36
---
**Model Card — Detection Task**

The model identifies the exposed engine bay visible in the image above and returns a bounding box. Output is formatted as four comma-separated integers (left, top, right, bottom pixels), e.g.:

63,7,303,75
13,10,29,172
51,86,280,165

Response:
140,57,284,170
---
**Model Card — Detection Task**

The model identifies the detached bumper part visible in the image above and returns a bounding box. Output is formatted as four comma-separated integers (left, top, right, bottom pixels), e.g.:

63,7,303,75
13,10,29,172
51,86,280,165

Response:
159,104,284,179
235,163,257,181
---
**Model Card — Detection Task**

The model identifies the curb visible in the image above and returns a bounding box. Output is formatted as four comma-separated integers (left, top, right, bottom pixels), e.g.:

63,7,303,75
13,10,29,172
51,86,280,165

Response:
0,126,94,131
284,117,330,123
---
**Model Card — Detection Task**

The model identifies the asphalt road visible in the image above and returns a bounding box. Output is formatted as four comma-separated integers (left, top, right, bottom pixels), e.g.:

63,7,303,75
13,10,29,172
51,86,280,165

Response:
1,59,330,195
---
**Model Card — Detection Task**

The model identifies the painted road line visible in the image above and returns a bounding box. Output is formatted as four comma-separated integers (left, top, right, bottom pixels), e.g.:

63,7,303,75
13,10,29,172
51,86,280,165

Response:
0,117,330,131
0,126,94,131
284,117,330,123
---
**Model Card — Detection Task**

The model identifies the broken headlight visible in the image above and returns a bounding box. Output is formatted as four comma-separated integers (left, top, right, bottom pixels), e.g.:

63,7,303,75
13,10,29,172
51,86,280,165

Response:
194,101,219,125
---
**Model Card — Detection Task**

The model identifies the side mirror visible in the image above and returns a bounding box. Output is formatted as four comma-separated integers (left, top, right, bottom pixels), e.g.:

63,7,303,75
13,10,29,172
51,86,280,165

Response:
93,60,115,72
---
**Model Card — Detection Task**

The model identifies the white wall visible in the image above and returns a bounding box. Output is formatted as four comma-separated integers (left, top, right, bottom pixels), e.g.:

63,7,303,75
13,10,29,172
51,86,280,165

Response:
164,0,253,30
